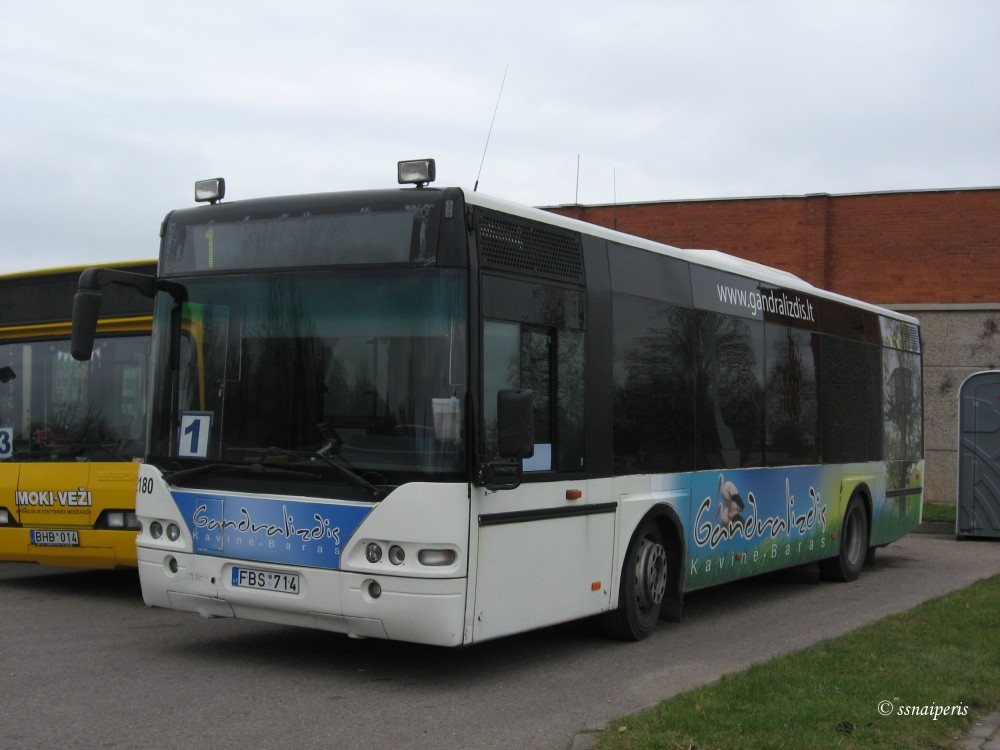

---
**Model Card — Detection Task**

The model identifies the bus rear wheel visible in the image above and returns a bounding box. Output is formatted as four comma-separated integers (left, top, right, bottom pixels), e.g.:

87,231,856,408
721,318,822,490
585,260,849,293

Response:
820,494,869,582
601,520,667,640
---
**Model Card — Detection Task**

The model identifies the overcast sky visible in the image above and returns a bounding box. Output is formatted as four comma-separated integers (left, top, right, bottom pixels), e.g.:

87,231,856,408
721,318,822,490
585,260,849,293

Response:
1,0,997,275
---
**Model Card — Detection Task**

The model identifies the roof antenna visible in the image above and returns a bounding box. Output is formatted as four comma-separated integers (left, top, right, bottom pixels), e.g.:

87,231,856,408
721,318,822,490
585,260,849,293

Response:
613,167,619,230
474,65,508,192
575,155,580,204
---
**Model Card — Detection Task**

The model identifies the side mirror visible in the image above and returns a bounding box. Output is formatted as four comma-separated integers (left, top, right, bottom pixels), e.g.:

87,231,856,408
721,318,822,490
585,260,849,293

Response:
70,267,161,361
477,389,535,492
497,388,534,459
71,289,102,361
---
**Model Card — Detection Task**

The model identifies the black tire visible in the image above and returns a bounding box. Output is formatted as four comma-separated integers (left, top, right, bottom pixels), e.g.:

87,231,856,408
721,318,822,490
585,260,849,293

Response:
820,494,870,582
601,519,668,640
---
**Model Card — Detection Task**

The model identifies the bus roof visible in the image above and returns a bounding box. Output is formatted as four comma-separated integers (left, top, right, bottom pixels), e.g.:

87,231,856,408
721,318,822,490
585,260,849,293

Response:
0,259,155,282
463,189,920,326
0,260,156,329
165,181,918,327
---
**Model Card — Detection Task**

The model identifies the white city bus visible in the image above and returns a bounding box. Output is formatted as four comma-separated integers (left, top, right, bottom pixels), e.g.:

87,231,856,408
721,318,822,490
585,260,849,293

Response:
72,161,923,646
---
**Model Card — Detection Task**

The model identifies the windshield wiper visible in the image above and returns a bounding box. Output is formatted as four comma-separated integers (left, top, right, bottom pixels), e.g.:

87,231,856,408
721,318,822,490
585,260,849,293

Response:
233,446,385,498
164,460,323,486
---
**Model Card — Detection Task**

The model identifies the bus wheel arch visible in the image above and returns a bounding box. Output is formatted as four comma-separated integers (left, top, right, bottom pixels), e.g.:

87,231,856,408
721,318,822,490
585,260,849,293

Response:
602,507,684,640
819,486,871,582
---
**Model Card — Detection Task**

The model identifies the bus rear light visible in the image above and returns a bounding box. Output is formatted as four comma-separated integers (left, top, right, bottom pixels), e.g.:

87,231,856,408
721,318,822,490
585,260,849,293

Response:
418,548,456,567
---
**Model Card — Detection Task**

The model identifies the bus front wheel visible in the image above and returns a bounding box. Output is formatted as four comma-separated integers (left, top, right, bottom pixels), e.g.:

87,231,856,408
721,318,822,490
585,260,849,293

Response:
602,520,667,640
820,494,869,582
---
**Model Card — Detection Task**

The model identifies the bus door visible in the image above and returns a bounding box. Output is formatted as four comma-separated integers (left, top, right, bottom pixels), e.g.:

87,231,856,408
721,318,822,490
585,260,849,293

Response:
471,276,614,642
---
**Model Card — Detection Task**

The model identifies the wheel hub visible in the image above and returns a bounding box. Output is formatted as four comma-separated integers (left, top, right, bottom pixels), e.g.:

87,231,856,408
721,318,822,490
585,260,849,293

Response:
635,538,667,611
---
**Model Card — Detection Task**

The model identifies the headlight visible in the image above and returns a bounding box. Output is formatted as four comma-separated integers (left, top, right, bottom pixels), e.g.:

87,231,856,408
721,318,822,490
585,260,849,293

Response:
195,177,225,203
104,511,140,529
397,158,436,186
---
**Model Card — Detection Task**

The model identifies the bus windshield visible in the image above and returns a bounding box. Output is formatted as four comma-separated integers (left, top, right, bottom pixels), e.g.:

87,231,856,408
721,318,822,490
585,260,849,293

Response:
0,335,148,462
147,268,468,491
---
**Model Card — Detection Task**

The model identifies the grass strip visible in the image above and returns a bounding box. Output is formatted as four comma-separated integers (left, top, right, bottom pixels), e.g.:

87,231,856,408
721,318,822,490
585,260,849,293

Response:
922,503,957,524
592,573,1000,750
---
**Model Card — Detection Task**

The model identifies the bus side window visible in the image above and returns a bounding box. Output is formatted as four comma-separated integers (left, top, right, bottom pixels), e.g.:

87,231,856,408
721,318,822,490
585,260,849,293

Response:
483,320,520,461
519,327,552,470
483,320,584,473
556,328,585,471
764,324,818,466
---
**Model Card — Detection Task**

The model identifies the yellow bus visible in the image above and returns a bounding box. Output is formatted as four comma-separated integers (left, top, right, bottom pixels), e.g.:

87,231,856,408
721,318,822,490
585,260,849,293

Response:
0,261,154,568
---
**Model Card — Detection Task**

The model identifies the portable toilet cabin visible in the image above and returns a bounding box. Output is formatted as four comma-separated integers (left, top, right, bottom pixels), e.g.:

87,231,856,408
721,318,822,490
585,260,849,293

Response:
957,370,1000,539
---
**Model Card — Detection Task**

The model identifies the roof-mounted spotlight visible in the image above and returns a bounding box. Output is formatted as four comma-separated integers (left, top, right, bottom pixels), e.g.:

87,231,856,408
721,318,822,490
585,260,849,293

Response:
195,178,226,204
397,159,436,188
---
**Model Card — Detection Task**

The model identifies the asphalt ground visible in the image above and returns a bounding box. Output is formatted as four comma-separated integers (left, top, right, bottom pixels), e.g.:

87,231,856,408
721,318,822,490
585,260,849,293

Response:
2,529,999,750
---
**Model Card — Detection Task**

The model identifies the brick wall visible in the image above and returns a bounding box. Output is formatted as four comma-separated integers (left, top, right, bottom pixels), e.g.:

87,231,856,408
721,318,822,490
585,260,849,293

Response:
547,188,1000,306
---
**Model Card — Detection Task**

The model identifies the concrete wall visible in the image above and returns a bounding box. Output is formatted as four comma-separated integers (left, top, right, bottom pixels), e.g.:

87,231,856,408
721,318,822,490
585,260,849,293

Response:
899,305,1000,504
